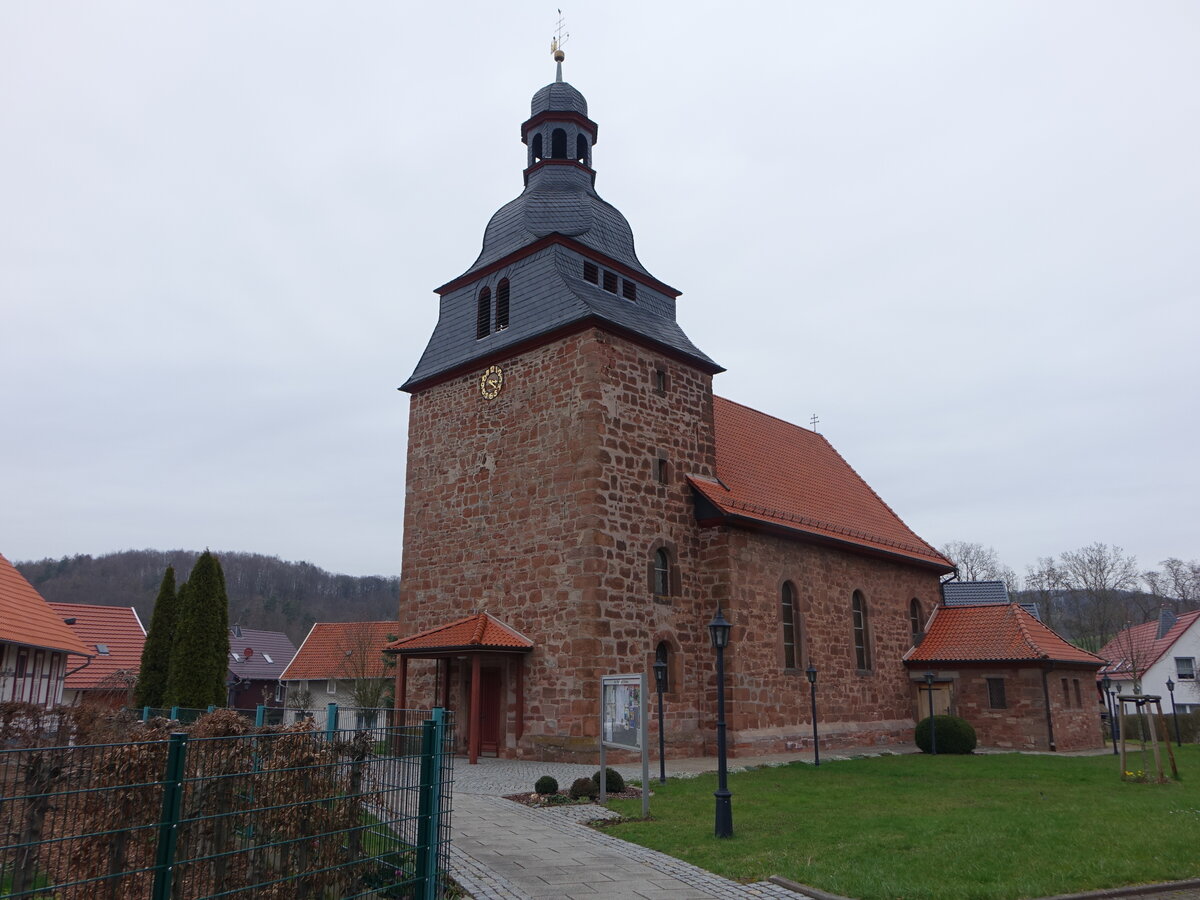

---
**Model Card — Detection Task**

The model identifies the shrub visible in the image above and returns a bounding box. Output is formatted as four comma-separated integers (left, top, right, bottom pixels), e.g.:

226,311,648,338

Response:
534,775,559,795
915,715,977,754
591,767,625,793
569,777,597,800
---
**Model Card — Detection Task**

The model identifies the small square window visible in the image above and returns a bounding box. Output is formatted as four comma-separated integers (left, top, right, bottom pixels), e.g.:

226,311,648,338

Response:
275,684,285,703
654,368,668,393
95,644,110,655
583,261,599,284
656,457,669,484
327,678,337,695
987,677,1006,709
603,270,618,293
1177,657,1196,680
621,279,637,301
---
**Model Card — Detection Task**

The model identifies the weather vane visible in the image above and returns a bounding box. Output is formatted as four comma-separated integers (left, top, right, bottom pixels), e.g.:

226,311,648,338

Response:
551,9,569,80
810,413,820,432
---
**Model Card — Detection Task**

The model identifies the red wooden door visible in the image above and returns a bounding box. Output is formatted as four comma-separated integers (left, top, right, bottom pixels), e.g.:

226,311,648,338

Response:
479,668,503,755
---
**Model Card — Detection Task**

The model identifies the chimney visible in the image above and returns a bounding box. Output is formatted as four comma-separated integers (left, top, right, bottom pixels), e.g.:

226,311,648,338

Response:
1157,607,1177,640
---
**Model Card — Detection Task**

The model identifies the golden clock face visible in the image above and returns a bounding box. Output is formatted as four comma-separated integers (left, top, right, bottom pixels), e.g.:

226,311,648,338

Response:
479,365,504,400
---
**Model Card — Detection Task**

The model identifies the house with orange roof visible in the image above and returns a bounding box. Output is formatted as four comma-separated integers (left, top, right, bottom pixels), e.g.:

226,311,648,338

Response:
1098,609,1200,714
47,602,146,708
281,621,396,725
0,553,91,709
904,603,1105,751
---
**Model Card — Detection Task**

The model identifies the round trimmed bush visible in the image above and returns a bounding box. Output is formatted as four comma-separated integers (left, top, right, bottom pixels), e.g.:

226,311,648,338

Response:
915,715,976,754
534,775,559,795
569,777,597,800
591,767,625,793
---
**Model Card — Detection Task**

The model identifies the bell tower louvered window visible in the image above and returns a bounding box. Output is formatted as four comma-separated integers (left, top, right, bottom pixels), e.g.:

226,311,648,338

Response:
496,279,510,330
476,286,491,339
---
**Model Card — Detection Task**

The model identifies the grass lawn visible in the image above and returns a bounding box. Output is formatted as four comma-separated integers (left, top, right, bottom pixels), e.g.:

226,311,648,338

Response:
605,746,1200,900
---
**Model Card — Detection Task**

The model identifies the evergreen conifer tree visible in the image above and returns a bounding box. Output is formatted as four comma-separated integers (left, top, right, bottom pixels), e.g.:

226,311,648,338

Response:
165,550,231,709
134,566,178,709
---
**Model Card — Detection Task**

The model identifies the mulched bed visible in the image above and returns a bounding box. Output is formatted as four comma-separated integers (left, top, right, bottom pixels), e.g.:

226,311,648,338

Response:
504,787,647,808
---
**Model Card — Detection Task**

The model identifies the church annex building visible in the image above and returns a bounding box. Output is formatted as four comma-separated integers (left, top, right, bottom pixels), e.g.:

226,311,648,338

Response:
387,65,965,763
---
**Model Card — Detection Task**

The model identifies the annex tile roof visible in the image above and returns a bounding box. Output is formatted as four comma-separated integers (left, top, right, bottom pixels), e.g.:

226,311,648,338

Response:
384,612,534,656
689,398,953,571
280,621,397,682
0,553,91,657
228,626,297,682
1096,609,1200,679
904,604,1103,666
47,602,145,689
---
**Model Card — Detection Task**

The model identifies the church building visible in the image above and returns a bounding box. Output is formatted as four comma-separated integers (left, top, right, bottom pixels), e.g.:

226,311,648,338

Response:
388,60,955,762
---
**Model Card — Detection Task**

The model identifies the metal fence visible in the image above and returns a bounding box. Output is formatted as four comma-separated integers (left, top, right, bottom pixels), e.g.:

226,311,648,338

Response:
0,707,454,899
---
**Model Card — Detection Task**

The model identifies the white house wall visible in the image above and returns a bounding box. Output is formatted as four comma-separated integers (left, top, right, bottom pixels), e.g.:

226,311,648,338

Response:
0,642,67,708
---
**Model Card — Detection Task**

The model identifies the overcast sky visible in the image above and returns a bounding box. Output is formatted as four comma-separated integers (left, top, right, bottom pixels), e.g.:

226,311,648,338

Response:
2,2,1197,581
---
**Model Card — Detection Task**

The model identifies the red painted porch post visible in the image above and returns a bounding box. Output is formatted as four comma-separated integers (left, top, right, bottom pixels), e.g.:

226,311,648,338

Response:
396,656,408,709
515,657,525,741
469,654,481,764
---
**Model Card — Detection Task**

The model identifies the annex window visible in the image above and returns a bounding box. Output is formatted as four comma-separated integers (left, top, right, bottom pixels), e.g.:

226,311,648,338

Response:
654,368,668,393
1073,678,1082,708
476,286,491,339
603,270,619,294
1061,677,1070,707
1177,657,1196,680
655,457,669,484
781,581,800,670
652,549,670,597
909,598,924,643
583,261,599,284
655,641,671,692
621,278,637,301
551,127,567,159
576,133,589,164
496,278,510,330
852,590,871,671
987,677,1007,709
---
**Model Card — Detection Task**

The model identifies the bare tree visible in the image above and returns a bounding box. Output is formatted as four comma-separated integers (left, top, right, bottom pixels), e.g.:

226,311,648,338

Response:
1058,543,1140,649
1024,557,1065,630
1143,558,1200,614
940,541,1019,593
336,623,397,711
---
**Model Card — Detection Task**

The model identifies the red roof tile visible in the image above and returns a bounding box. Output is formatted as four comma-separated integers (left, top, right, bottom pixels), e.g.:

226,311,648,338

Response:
47,602,145,689
0,553,91,657
690,397,953,570
904,604,1103,666
385,612,534,654
281,621,397,681
1096,611,1200,678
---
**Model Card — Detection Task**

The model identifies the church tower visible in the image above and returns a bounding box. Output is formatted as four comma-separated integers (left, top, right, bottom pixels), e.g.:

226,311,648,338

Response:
398,61,723,760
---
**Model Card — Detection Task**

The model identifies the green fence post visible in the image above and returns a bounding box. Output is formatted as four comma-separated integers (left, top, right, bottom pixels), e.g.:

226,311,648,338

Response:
152,732,188,900
415,707,446,900
169,706,179,721
143,706,151,722
255,705,266,727
207,705,216,713
326,702,338,740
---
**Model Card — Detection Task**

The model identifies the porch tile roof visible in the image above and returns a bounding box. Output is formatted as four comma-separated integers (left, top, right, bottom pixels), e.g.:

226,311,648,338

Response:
905,603,1103,666
385,612,534,655
0,553,91,657
47,602,145,689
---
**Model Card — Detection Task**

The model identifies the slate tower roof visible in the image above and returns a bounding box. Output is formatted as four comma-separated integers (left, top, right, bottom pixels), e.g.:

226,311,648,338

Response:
403,68,720,391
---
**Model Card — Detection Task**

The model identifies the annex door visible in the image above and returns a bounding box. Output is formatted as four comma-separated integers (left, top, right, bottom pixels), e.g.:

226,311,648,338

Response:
479,668,503,756
916,682,952,718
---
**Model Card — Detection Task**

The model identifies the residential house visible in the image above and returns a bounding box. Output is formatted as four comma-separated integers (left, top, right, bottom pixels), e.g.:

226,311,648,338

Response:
226,625,297,709
0,552,91,708
1098,609,1200,713
281,621,396,726
47,602,146,707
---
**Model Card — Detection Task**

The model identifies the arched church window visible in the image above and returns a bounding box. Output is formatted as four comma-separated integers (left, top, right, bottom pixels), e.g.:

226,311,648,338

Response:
576,134,589,164
496,278,510,330
852,590,872,671
551,128,567,159
909,598,924,643
652,548,670,597
531,133,543,162
781,581,800,669
476,286,491,340
655,641,671,692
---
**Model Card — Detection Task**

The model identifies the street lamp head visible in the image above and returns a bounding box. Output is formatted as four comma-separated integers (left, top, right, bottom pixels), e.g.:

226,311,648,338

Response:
1101,675,1112,692
806,664,817,685
1166,677,1175,694
924,671,936,686
708,605,732,650
653,659,668,692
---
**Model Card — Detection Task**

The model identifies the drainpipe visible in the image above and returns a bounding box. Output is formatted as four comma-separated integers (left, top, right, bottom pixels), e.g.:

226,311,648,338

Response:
1040,661,1057,752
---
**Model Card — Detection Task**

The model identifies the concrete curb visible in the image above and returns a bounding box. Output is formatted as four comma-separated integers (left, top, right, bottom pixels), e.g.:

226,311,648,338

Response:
766,874,1200,900
768,875,856,900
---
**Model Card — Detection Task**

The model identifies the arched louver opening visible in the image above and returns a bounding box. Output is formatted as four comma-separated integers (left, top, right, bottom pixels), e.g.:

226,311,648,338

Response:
576,134,589,165
551,128,567,159
496,278,510,330
531,133,543,163
476,286,491,340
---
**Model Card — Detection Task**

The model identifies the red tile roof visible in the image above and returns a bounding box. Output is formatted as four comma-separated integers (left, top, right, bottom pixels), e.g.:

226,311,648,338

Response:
281,621,398,681
904,604,1104,666
689,397,953,570
385,612,534,655
0,553,91,657
47,602,146,689
1096,610,1200,678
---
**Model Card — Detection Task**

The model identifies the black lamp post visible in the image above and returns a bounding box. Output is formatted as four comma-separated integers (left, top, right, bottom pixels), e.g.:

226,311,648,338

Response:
653,659,668,783
1166,677,1181,747
1108,682,1120,745
708,605,733,839
806,665,820,767
924,671,937,755
1101,675,1118,755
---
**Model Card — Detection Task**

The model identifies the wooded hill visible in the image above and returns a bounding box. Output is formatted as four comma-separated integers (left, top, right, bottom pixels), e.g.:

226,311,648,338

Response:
16,550,399,645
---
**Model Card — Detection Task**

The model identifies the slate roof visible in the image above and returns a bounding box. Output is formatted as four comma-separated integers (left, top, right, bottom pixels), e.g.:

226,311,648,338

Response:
0,553,91,657
904,604,1103,666
688,398,952,571
281,622,396,682
1096,610,1200,678
385,612,534,655
531,81,588,116
228,626,297,682
943,581,1009,605
47,602,145,689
